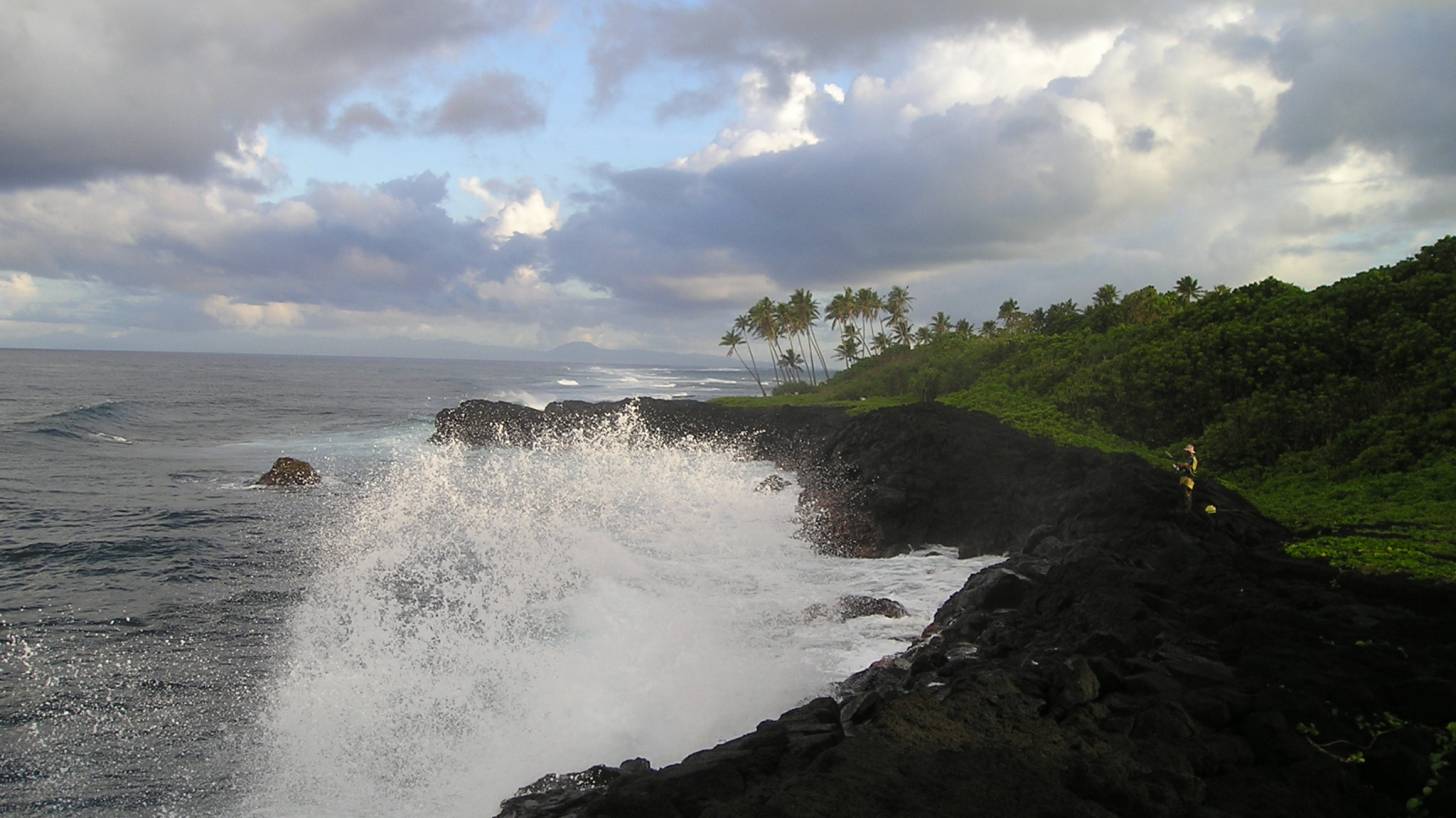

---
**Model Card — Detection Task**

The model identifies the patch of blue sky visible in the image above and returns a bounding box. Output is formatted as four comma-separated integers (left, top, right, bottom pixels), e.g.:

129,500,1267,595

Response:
260,7,733,223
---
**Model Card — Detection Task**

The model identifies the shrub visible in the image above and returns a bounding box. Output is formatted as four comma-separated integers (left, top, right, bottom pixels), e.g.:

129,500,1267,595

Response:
772,381,816,396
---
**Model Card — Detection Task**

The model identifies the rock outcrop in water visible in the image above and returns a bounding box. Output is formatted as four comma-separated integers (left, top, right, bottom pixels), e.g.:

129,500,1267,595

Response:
253,456,320,487
432,398,848,471
434,399,1456,818
803,595,910,622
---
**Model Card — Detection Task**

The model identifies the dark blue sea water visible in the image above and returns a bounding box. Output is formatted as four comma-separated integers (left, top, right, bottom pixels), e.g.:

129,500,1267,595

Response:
0,349,993,817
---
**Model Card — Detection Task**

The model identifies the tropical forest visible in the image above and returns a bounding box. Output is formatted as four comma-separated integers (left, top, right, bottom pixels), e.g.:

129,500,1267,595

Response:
719,236,1456,582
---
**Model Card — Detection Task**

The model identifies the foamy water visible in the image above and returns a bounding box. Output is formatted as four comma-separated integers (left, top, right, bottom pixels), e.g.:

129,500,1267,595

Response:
246,409,996,816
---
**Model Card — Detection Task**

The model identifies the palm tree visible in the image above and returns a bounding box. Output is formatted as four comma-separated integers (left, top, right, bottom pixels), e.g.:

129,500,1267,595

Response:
733,313,768,393
871,332,892,354
1028,307,1048,334
827,288,854,334
1092,284,1120,309
778,348,805,382
892,318,914,348
749,298,785,385
997,298,1024,331
1088,284,1124,333
954,318,973,338
914,326,934,346
719,328,767,396
789,289,830,384
1044,300,1081,334
929,311,952,336
855,287,883,341
884,285,913,329
775,300,812,385
1174,276,1205,305
838,324,862,365
833,333,861,366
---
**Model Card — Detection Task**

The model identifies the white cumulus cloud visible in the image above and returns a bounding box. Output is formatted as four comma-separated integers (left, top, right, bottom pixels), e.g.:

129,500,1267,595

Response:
461,179,561,241
674,71,824,171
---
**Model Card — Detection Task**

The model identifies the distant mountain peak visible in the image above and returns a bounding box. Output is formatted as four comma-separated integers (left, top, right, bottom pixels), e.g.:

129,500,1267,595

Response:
550,341,601,353
543,340,722,367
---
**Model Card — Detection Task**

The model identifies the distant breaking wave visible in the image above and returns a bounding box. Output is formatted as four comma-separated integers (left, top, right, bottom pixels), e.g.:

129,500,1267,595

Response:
22,399,137,444
31,399,134,425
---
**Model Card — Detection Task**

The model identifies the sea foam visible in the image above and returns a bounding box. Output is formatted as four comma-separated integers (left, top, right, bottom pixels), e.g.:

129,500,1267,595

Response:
248,408,991,816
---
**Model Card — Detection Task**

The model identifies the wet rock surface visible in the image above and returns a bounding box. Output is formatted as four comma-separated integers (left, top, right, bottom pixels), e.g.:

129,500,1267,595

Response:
755,475,792,493
252,456,320,486
803,595,910,623
432,397,848,471
434,400,1456,818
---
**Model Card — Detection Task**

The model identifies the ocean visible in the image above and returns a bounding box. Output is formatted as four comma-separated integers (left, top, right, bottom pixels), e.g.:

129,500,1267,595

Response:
0,349,997,817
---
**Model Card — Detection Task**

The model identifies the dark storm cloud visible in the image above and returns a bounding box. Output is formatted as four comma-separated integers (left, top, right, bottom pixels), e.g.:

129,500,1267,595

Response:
588,0,1168,106
0,0,539,189
1261,8,1456,174
548,96,1104,305
425,72,547,135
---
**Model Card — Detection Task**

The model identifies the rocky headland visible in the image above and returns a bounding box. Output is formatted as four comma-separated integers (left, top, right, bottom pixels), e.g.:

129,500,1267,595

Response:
433,398,1456,818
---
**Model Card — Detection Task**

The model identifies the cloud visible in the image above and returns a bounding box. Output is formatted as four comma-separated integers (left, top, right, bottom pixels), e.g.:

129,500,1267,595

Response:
654,84,734,122
464,264,609,306
0,0,540,189
1260,8,1456,174
460,178,561,240
322,102,404,143
553,94,1106,305
425,72,547,135
0,271,39,316
0,170,519,312
202,295,307,328
548,7,1456,327
673,70,823,171
3,2,1453,356
587,0,1175,107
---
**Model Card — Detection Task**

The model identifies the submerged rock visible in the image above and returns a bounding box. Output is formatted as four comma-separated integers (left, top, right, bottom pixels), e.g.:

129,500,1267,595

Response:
498,760,653,818
804,594,910,622
755,474,791,493
253,456,320,487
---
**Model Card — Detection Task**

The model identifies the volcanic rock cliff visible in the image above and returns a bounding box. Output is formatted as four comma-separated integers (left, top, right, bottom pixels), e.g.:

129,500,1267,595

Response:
434,399,1456,818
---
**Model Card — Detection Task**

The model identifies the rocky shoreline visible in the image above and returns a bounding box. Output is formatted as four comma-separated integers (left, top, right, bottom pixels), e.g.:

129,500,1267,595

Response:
434,398,1456,818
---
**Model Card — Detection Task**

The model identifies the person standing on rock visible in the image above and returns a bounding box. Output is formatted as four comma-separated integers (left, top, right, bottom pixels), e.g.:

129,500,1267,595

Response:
1173,443,1198,511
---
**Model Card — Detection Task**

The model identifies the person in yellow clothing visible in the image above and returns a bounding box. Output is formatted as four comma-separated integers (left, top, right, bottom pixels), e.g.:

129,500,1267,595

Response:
1174,443,1198,511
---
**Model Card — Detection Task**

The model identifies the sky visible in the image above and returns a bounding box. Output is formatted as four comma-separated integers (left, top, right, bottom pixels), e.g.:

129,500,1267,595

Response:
1,0,1453,359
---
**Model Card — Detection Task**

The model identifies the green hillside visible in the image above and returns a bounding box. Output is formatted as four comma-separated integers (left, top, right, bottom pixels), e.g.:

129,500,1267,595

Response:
718,237,1456,581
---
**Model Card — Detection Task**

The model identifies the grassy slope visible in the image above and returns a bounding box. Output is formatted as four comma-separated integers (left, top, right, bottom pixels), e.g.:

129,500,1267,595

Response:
716,380,1456,583
716,240,1456,581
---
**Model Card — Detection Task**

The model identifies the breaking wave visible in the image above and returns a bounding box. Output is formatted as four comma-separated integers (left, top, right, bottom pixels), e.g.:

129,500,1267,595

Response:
247,409,991,816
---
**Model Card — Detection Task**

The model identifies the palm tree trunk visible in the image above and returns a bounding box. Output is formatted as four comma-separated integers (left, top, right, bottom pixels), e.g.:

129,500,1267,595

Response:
809,330,830,380
742,343,767,396
733,349,765,396
803,328,815,384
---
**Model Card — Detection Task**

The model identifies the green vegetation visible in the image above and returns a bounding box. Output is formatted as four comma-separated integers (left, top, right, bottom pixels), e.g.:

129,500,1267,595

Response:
714,237,1456,582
